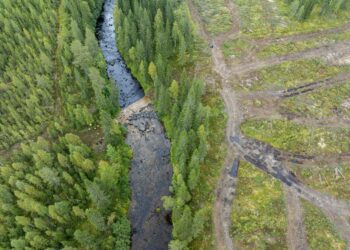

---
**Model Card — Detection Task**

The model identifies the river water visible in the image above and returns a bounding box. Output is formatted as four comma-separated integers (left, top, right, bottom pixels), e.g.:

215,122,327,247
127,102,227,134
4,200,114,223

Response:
96,0,172,249
97,0,144,108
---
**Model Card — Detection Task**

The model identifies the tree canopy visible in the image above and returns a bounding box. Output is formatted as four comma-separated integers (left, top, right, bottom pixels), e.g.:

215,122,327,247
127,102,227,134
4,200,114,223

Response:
115,0,211,248
287,0,350,20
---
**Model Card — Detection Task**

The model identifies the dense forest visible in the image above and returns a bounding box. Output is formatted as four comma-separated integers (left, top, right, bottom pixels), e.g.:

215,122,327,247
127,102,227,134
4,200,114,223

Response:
0,0,209,248
0,134,131,249
0,0,132,249
0,0,120,151
0,0,58,150
2,0,349,249
114,0,210,248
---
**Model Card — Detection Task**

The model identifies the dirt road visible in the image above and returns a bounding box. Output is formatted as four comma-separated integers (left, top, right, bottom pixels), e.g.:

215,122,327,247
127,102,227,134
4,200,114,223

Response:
187,0,350,249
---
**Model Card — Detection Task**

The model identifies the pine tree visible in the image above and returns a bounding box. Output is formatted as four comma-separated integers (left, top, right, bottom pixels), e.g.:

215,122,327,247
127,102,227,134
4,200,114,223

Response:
172,205,192,242
148,62,157,81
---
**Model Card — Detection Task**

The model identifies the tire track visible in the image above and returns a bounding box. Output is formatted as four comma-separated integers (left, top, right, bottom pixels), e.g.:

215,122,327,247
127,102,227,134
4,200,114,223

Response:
216,0,241,45
229,41,350,75
232,135,350,245
254,22,350,47
241,72,350,100
280,72,350,98
187,0,350,248
284,186,308,250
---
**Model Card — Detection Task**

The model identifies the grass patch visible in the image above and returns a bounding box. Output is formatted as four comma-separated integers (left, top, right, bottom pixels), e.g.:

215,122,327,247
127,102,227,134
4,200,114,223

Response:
302,200,346,250
241,119,350,154
193,0,233,35
281,81,350,119
233,0,350,38
231,161,287,249
222,37,256,60
257,40,318,59
257,31,350,59
223,31,350,60
293,163,350,201
234,0,276,37
239,59,349,91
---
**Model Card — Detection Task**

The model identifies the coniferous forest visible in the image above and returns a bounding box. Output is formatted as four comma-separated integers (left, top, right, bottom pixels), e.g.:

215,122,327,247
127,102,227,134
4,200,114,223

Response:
114,0,210,248
2,0,350,249
0,0,131,249
286,0,350,20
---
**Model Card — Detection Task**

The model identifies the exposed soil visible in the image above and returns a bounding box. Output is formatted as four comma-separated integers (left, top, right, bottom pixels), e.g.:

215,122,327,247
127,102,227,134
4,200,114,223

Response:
187,0,350,249
254,21,350,46
284,186,308,250
215,0,240,44
228,41,350,75
280,72,350,98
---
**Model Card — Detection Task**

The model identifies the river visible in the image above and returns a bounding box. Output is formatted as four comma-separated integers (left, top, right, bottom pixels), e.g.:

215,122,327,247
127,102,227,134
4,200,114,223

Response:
96,0,173,249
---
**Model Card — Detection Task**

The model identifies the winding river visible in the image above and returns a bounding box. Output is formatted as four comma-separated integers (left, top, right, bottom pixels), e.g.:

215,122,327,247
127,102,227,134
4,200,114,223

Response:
97,0,172,249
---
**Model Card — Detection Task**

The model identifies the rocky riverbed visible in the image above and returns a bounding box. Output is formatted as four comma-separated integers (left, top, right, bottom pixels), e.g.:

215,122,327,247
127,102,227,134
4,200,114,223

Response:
97,0,173,249
125,105,172,250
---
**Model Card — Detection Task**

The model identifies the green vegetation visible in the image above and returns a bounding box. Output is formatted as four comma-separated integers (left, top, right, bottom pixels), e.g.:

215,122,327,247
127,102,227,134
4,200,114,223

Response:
222,38,255,60
115,0,227,248
302,200,346,249
232,0,350,37
293,164,350,200
0,0,58,150
241,119,350,154
222,30,350,60
4,0,349,248
0,0,119,150
231,161,287,249
233,0,281,37
281,81,350,119
237,59,348,91
257,40,318,58
255,59,348,90
0,0,132,248
57,0,119,133
189,90,227,249
286,0,350,20
257,31,350,58
193,0,233,34
0,133,131,249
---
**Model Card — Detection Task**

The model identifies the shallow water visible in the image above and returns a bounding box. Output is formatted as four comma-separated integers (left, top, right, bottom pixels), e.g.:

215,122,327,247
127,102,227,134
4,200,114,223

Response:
96,0,144,108
97,0,172,249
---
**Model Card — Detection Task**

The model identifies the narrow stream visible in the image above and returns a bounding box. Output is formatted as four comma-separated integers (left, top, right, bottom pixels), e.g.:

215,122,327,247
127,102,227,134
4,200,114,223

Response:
97,0,144,108
96,0,172,249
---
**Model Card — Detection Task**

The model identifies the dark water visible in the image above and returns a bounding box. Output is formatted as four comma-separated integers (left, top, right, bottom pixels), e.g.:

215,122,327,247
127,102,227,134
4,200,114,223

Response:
96,0,144,108
125,107,172,250
97,0,172,249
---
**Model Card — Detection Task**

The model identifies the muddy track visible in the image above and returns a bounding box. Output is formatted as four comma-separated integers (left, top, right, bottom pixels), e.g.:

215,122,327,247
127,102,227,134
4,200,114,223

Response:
254,21,350,46
260,0,279,32
216,0,240,45
187,0,350,248
232,135,350,245
214,156,237,250
187,0,210,40
246,109,350,130
284,186,308,250
280,72,350,98
241,71,350,101
187,1,243,249
228,41,350,75
231,136,350,214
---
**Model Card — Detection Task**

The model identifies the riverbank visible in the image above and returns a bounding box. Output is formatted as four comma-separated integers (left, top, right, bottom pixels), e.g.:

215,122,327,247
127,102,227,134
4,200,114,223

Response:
97,0,173,249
